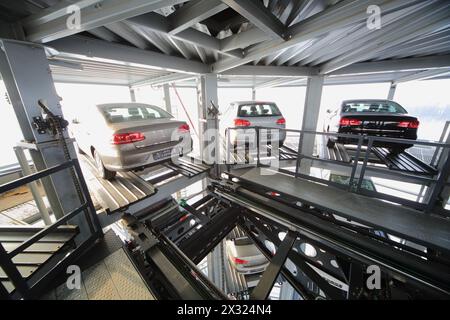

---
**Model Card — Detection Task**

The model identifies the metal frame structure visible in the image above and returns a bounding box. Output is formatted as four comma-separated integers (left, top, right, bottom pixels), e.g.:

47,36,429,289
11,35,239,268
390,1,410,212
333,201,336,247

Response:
213,180,450,299
107,182,450,300
225,126,450,214
0,158,101,299
0,0,448,87
0,0,449,300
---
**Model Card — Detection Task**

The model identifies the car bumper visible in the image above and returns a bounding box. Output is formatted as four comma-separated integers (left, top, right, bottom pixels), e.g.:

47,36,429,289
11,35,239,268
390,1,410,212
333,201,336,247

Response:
230,129,286,145
102,137,193,171
335,129,417,147
232,262,270,275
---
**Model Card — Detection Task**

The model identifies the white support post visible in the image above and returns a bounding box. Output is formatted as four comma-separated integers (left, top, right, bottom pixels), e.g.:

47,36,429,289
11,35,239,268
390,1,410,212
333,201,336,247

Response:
300,75,324,174
207,240,225,292
163,84,172,114
252,87,256,100
387,82,397,100
197,74,219,168
129,87,136,102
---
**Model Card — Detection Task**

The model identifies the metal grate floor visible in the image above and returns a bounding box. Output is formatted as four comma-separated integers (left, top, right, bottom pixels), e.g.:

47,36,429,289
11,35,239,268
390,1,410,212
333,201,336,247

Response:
42,248,155,300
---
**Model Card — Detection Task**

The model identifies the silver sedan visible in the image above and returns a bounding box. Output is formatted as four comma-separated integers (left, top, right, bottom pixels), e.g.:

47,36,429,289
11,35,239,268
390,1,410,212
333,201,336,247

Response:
71,103,193,180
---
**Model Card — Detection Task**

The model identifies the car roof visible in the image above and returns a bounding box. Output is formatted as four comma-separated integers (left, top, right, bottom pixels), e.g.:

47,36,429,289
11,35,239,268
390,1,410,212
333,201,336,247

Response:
231,101,276,106
342,99,396,105
96,102,157,109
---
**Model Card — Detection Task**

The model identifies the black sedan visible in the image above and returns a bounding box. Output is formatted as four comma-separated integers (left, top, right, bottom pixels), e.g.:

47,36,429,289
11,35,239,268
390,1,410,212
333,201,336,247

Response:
324,99,419,153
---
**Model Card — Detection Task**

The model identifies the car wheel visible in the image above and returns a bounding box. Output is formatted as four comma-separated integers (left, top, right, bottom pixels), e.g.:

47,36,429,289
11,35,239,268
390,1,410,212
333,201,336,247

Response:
94,149,116,180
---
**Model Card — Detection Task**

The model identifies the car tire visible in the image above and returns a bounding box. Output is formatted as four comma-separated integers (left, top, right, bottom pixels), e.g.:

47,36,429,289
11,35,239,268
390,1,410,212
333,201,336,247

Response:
94,149,116,180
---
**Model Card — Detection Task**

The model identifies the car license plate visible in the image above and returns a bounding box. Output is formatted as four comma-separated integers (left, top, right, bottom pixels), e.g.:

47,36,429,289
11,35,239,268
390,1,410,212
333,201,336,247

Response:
153,148,172,161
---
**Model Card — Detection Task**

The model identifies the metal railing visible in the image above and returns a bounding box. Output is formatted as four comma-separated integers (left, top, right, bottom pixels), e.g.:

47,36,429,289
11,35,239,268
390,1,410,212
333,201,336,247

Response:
0,159,101,299
224,126,450,214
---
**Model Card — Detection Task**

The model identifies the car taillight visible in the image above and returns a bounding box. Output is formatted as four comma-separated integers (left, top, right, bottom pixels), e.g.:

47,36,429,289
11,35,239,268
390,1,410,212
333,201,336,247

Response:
276,117,286,125
234,119,251,127
179,214,189,222
112,132,145,145
232,257,249,265
178,124,190,133
398,120,419,129
340,117,362,126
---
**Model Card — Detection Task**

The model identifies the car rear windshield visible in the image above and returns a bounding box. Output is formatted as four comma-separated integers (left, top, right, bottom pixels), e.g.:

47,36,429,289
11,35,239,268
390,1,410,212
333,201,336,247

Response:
100,105,172,123
238,103,282,117
342,101,407,114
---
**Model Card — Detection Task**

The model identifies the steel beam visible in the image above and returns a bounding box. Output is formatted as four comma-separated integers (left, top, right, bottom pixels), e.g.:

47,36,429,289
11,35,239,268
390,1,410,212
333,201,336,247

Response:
105,21,149,50
222,65,318,77
220,28,269,52
393,68,450,85
221,0,286,40
168,0,228,35
303,3,423,66
329,55,450,76
250,231,296,300
131,73,195,88
48,35,210,74
87,26,123,42
255,77,307,89
24,0,187,43
21,0,101,28
127,13,242,58
319,3,450,74
212,0,421,72
244,213,346,299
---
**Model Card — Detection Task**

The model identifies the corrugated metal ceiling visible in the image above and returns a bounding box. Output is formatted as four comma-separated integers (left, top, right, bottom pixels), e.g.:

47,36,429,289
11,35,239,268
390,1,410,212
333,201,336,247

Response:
1,0,449,86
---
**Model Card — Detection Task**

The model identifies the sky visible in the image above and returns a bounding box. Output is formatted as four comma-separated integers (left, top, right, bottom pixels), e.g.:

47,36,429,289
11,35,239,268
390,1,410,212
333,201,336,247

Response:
0,78,449,166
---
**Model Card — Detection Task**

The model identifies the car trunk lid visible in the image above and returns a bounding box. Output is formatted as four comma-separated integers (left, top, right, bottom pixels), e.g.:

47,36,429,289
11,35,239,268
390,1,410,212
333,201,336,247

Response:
111,119,186,149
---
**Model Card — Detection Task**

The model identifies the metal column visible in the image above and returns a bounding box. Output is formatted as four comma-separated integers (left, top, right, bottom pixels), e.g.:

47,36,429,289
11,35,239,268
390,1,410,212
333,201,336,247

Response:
163,83,172,114
387,82,397,100
197,74,219,170
129,86,136,102
207,240,225,292
0,39,90,240
300,75,324,173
